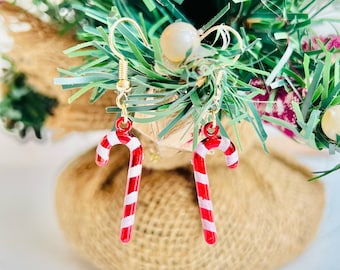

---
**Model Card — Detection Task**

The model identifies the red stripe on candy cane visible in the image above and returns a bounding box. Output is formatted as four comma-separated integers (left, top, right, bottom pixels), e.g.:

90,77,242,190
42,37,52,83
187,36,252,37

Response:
95,117,144,243
193,123,238,244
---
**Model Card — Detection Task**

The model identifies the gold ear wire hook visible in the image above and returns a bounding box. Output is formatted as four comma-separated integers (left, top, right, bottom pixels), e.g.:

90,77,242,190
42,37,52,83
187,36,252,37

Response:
208,70,224,128
199,25,243,127
108,17,150,122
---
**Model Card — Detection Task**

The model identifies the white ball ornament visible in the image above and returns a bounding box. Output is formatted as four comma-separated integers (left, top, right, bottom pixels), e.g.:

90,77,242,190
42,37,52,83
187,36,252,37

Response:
321,105,340,141
160,22,201,63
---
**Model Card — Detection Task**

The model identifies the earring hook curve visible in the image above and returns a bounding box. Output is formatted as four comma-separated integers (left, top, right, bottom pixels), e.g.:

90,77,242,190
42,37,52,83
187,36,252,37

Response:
108,17,150,122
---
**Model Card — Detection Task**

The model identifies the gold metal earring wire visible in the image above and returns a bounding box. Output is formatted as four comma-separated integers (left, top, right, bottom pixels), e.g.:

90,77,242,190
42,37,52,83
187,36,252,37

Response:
108,17,150,123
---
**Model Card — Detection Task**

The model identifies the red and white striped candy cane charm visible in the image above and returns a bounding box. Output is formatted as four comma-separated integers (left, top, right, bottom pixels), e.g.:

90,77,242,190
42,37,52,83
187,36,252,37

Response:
96,116,144,243
193,122,239,244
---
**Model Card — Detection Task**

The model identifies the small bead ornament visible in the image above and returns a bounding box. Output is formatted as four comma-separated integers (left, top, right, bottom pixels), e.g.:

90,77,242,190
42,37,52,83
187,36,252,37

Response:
321,105,340,141
160,21,201,62
193,122,239,244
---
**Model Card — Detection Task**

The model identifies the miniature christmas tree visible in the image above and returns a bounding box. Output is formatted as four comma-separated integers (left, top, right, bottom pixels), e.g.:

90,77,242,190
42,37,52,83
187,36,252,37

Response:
0,1,338,269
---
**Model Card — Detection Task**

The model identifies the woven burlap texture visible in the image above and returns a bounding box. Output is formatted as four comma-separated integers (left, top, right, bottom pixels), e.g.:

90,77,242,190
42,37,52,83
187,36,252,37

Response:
56,132,324,270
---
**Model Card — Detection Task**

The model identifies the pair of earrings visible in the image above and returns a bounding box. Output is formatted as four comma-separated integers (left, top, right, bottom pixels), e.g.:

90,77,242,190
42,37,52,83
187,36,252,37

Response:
95,18,239,245
96,117,238,245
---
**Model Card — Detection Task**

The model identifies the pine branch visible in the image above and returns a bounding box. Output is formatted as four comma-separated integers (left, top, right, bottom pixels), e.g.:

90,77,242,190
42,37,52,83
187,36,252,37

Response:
0,68,58,139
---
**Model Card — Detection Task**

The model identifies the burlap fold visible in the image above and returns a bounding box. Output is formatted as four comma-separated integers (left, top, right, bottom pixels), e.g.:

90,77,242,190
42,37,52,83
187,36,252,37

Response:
56,139,324,270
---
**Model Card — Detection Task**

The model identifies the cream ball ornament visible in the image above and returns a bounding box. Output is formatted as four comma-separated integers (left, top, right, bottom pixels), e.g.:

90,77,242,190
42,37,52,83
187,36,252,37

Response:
160,22,201,63
321,105,340,141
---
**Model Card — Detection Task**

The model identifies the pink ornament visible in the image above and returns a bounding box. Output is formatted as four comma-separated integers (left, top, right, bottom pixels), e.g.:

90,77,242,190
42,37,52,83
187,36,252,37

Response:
193,123,238,244
302,35,340,51
96,117,144,243
251,78,306,137
326,35,340,50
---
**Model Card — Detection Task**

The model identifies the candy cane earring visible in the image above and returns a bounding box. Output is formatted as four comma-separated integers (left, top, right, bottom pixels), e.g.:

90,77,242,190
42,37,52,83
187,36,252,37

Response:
95,18,149,243
96,117,143,243
193,122,238,244
192,69,240,244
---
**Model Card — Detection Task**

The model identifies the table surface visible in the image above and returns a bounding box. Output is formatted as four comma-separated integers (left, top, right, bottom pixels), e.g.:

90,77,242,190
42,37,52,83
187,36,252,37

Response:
0,127,339,270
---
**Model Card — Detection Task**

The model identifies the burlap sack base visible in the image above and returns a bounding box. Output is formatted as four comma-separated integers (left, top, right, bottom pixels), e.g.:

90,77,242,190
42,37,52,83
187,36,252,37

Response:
0,2,115,134
56,143,324,270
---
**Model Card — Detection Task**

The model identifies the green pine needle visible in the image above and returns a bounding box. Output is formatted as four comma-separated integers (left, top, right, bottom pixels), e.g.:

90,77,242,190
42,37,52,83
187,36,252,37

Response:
0,69,58,139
